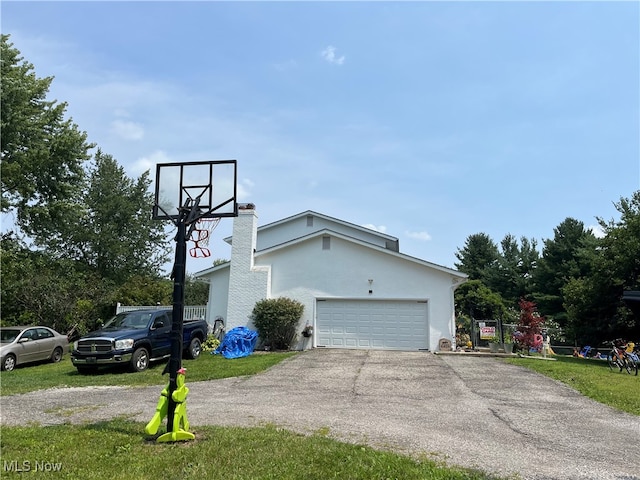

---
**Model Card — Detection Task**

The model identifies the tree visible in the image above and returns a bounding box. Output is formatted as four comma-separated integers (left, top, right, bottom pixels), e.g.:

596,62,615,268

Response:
515,299,545,351
484,234,539,306
454,233,500,281
454,280,508,321
563,191,640,344
185,275,209,305
0,234,113,334
532,218,598,328
1,35,93,234
44,151,170,283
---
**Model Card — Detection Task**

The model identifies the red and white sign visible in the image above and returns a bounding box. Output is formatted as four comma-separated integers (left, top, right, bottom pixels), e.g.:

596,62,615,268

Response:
480,326,496,339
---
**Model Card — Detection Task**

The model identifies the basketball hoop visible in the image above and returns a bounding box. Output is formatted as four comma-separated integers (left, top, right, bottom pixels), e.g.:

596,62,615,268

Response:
189,217,220,258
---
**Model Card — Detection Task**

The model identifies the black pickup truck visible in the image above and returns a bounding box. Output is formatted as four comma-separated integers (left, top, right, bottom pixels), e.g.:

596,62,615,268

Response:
71,309,209,374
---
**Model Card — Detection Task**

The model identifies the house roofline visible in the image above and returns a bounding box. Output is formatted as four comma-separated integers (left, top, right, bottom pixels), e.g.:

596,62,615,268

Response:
223,210,399,245
193,261,230,278
255,228,467,279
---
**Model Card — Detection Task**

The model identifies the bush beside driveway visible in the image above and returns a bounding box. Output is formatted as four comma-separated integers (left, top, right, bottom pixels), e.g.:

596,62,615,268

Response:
1,349,639,480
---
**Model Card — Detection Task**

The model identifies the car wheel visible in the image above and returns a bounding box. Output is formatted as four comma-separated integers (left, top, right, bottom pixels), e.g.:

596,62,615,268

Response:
2,354,16,371
186,337,202,360
50,347,63,363
131,347,150,372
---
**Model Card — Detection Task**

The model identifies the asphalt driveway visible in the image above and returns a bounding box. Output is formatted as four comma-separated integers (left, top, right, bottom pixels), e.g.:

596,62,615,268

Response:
1,349,639,480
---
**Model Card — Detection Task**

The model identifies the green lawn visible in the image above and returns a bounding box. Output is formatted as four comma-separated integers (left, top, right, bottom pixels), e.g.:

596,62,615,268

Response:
0,420,502,480
505,355,640,416
1,352,637,480
0,351,297,396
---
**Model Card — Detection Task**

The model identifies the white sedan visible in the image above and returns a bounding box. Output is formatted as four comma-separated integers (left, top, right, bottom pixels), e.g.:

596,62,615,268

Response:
0,326,69,371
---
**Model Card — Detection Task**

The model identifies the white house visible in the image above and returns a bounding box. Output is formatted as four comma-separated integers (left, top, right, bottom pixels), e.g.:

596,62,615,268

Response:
194,204,467,351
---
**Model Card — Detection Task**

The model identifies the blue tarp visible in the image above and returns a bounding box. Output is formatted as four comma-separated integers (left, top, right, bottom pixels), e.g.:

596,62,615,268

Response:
213,326,258,359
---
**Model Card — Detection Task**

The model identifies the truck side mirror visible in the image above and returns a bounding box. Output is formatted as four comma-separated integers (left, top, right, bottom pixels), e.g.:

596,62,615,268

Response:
152,319,164,329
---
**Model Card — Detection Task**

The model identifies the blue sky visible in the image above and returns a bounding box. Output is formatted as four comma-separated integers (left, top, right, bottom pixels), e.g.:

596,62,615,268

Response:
2,1,639,274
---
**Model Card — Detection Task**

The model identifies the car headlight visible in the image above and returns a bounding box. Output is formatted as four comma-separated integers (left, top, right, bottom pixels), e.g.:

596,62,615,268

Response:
73,341,78,350
115,339,134,350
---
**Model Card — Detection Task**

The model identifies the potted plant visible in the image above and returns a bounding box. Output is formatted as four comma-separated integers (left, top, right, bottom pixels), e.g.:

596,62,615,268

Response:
487,334,501,353
301,324,313,338
502,325,515,354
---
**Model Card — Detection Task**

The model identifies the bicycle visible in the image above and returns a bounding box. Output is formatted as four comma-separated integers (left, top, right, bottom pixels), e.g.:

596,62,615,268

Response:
625,342,639,376
607,339,638,375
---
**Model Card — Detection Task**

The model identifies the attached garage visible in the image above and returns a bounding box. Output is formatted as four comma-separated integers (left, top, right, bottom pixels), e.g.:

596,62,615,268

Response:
196,207,467,352
315,299,429,351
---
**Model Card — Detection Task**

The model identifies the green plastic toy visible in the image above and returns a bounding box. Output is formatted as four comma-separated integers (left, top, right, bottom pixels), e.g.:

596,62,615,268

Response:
145,367,195,442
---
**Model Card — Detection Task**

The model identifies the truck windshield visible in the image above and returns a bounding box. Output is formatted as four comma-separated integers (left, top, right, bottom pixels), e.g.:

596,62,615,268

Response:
103,312,152,329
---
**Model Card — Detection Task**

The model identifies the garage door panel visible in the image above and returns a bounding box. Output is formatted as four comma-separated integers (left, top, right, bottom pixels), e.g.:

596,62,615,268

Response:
316,300,428,351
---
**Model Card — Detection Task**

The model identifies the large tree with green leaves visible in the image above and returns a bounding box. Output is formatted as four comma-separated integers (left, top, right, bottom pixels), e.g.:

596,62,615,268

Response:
26,150,170,283
1,34,93,234
454,280,508,321
563,192,640,344
1,37,172,332
0,234,113,333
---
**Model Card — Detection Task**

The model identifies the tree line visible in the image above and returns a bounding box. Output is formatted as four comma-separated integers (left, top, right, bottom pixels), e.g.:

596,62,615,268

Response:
454,196,640,346
1,35,209,336
2,34,638,346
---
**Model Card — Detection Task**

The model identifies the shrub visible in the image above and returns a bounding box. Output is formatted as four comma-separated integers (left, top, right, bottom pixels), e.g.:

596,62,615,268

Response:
201,334,221,352
251,297,304,350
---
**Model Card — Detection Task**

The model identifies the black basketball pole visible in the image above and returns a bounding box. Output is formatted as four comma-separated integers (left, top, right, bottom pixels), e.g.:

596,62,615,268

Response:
165,207,188,432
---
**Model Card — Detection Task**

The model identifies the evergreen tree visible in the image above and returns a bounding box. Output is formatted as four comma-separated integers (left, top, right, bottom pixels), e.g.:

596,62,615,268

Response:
532,218,597,328
454,233,500,282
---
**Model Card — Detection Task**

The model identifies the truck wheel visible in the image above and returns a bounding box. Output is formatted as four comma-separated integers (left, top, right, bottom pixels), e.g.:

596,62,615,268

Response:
186,337,202,360
131,347,150,372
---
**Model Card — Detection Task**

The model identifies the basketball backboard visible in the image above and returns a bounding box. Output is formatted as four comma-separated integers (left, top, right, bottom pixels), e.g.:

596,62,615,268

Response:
153,160,237,221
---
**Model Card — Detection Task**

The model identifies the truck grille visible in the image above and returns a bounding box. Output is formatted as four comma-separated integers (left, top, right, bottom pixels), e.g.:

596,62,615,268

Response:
77,339,113,353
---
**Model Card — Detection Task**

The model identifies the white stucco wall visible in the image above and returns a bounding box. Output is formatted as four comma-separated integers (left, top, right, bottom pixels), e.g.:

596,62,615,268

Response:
256,234,460,351
205,266,230,327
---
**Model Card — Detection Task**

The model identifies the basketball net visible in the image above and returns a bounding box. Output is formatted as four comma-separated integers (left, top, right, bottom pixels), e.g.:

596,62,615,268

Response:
189,218,220,258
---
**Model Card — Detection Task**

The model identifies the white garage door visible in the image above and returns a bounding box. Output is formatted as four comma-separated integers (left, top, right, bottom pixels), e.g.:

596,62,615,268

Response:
316,299,428,351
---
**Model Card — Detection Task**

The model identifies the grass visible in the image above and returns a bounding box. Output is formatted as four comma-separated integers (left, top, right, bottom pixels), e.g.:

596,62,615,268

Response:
504,355,640,416
0,351,297,396
2,352,637,479
0,419,504,480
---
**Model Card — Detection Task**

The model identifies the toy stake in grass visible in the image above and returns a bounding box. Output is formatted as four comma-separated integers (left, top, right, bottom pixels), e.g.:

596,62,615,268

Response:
145,367,195,442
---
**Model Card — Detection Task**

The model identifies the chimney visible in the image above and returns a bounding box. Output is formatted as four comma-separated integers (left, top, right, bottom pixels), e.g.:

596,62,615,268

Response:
231,203,258,271
226,203,270,330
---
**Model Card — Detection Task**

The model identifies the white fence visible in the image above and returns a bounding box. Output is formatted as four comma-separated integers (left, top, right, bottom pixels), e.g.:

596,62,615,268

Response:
115,303,208,322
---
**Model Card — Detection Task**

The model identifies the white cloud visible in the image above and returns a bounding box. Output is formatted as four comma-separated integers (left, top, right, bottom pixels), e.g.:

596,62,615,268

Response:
406,230,432,241
111,119,144,140
133,150,173,176
363,223,387,233
588,224,606,238
321,46,345,65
